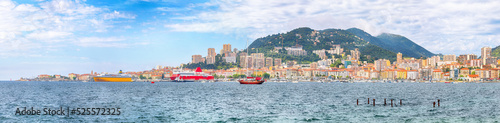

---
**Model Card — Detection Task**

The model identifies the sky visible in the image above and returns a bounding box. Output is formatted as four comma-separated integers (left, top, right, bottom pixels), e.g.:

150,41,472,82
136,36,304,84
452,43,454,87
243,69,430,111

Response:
1,0,500,80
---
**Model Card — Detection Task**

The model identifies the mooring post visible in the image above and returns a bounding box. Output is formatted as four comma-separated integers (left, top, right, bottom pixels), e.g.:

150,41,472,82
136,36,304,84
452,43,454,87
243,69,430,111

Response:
384,98,386,106
368,98,370,104
373,99,375,106
357,99,359,105
438,99,440,107
433,102,436,107
391,99,393,107
400,99,402,106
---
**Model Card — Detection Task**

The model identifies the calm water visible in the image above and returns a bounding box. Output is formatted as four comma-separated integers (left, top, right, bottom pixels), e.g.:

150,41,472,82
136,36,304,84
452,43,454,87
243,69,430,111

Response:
0,81,499,122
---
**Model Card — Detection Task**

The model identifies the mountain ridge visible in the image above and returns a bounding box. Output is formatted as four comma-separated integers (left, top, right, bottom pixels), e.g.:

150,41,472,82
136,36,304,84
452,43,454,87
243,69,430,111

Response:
346,28,434,58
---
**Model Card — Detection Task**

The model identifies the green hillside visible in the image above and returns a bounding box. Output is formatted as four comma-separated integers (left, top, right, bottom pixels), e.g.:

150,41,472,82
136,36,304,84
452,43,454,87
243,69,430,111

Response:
347,28,434,58
492,45,500,57
247,27,397,63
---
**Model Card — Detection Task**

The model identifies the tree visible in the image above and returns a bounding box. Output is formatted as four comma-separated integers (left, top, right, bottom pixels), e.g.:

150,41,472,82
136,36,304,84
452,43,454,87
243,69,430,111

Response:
139,75,146,79
263,73,270,79
471,71,476,75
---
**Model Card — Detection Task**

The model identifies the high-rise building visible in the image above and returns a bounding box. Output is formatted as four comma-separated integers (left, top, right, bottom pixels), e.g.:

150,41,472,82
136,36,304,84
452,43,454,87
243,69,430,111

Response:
208,48,216,57
351,48,360,60
192,55,205,64
481,47,491,65
375,59,390,71
223,44,231,55
274,58,281,67
251,53,264,69
206,48,216,64
265,57,273,68
427,56,441,67
206,56,215,64
458,54,477,64
443,54,456,62
397,52,403,64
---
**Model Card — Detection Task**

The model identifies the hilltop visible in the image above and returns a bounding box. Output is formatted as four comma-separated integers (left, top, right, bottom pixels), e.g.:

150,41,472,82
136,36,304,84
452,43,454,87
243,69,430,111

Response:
248,27,433,63
346,28,434,58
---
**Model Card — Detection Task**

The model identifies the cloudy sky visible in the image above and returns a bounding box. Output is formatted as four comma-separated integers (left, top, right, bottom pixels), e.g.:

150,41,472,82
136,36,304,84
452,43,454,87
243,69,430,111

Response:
1,0,500,80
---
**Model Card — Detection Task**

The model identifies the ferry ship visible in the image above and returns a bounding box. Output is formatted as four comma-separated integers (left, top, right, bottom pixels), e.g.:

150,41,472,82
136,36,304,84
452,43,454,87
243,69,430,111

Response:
169,67,214,82
93,70,133,82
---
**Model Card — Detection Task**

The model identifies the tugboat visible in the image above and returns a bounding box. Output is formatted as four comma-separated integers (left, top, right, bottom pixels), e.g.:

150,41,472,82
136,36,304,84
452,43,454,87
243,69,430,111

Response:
238,77,265,84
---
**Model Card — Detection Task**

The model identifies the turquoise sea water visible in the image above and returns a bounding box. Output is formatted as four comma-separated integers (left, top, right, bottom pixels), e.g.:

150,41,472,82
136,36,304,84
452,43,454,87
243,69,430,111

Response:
0,81,499,122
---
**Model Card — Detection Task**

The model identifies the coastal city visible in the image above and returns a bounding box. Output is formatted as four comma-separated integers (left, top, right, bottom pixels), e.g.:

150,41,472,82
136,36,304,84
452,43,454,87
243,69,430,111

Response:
20,42,500,83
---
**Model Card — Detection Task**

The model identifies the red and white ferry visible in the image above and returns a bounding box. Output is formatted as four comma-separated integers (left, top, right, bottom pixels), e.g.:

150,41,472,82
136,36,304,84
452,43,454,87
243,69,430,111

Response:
169,67,214,82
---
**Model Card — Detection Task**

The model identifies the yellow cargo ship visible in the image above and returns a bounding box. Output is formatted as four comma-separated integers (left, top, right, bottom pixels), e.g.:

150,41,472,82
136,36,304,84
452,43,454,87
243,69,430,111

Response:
93,70,133,82
93,76,132,82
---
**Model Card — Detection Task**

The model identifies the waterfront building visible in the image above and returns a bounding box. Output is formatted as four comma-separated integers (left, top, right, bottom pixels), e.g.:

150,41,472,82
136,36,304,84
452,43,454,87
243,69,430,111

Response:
68,73,77,80
460,68,470,77
38,74,50,79
407,70,419,80
432,69,443,81
491,68,500,79
481,47,492,65
396,70,407,79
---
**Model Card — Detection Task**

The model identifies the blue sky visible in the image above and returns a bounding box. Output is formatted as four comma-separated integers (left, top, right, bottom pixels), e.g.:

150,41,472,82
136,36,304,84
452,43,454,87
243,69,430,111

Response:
1,0,500,80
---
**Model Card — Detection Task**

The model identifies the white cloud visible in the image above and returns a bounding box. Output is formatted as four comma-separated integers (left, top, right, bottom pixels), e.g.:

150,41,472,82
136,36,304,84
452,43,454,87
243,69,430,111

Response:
0,0,137,57
77,37,128,47
165,0,500,55
103,10,136,20
26,31,73,42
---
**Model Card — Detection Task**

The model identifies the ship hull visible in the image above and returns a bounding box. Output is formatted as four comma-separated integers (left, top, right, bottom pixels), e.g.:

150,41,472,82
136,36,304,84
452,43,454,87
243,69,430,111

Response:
238,80,265,84
93,77,133,82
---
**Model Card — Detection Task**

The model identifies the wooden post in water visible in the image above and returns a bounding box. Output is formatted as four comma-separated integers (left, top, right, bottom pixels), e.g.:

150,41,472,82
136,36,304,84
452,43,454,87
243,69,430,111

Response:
384,98,386,106
438,99,440,107
357,99,359,105
368,98,370,104
373,99,375,106
400,99,402,106
391,99,393,107
433,102,436,107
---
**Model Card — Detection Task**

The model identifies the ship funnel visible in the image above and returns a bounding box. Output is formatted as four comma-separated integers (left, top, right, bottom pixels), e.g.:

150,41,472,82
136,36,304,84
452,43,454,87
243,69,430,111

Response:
119,70,123,74
195,67,202,72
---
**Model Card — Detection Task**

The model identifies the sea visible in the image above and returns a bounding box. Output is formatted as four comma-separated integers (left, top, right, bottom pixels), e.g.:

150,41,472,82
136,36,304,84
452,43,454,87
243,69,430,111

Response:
0,81,499,122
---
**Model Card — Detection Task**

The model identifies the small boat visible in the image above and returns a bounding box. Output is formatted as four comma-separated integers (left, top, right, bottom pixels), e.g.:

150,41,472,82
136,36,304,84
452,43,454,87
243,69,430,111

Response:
238,77,264,84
